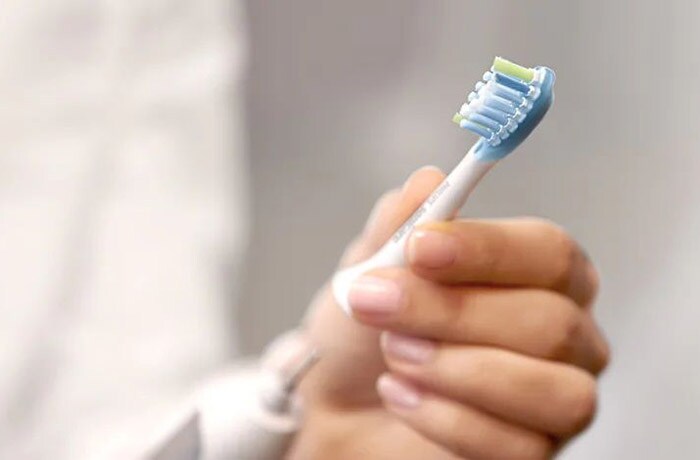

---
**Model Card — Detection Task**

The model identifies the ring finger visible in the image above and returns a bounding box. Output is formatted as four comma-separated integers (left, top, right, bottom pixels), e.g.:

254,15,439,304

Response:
380,335,598,438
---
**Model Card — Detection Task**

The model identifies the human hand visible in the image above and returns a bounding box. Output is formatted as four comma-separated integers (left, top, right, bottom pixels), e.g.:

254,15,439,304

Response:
290,167,609,460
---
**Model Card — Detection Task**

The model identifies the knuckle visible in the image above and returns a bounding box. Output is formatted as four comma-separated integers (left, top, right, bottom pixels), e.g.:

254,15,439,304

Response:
550,231,579,292
483,429,553,460
521,217,580,291
450,289,481,340
587,263,601,299
588,330,612,376
440,402,554,460
545,306,582,361
440,409,478,458
440,349,492,397
468,226,505,274
562,375,598,434
597,337,612,374
508,435,555,460
462,350,494,384
446,220,506,273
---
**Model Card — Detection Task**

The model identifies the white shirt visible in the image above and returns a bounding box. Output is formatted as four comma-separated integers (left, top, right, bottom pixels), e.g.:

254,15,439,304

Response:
0,1,248,457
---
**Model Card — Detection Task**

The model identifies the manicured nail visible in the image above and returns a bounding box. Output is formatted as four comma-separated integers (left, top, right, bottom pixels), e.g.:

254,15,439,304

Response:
348,276,404,316
377,374,422,410
408,229,458,269
381,332,435,364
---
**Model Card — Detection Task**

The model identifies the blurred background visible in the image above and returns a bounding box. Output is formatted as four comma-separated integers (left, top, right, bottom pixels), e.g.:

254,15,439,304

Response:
1,0,699,458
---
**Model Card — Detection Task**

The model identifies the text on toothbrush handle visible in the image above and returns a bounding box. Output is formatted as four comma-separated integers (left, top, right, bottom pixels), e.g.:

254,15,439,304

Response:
391,180,451,243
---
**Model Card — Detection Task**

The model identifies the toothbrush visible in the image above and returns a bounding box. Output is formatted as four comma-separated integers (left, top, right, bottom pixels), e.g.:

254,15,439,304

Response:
333,57,557,315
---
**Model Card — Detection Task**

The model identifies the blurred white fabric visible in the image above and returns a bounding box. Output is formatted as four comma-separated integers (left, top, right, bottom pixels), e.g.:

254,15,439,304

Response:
0,1,248,458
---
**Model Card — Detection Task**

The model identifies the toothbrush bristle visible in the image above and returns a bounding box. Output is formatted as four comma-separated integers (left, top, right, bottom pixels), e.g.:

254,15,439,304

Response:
454,57,541,146
492,56,535,83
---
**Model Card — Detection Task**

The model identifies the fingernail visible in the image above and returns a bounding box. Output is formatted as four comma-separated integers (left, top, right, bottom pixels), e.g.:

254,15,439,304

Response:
381,332,435,364
349,276,404,316
377,374,422,410
408,229,457,269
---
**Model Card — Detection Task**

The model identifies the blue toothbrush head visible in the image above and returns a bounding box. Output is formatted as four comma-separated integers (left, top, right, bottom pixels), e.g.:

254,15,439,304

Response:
453,57,556,162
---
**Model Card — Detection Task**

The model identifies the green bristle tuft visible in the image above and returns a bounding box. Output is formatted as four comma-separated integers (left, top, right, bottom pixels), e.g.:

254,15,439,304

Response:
492,56,535,83
452,113,464,125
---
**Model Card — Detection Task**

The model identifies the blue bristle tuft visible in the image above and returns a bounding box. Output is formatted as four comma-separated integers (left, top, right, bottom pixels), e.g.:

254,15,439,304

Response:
472,105,509,125
460,120,493,139
469,113,501,131
493,72,531,94
482,94,517,116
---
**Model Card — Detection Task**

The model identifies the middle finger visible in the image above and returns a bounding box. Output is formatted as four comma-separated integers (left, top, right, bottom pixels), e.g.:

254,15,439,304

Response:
349,269,609,374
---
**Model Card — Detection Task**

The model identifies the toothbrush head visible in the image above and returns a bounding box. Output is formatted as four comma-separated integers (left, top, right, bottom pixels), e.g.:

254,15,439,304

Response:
453,57,556,162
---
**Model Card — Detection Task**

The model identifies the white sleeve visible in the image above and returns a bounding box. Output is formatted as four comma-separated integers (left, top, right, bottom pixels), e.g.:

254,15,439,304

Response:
0,1,250,458
146,332,312,460
146,363,260,460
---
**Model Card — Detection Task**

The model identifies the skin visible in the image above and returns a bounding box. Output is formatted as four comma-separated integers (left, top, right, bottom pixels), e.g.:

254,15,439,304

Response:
289,166,609,460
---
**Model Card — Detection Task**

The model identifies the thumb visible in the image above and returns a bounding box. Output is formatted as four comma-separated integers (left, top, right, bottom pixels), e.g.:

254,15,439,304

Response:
339,166,447,268
299,166,447,408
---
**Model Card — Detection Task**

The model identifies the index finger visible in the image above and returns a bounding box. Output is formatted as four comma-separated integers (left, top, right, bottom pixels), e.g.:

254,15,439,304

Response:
406,218,598,306
339,166,446,268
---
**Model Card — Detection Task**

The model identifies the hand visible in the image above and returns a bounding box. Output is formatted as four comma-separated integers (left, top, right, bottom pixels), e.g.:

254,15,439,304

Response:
290,167,609,460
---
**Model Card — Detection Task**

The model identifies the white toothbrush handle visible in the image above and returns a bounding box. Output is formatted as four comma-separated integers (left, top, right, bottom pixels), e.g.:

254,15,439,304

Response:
333,145,497,315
